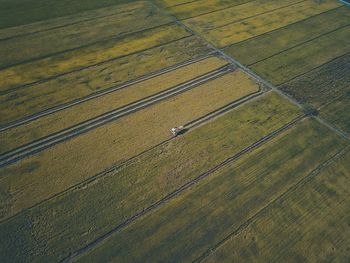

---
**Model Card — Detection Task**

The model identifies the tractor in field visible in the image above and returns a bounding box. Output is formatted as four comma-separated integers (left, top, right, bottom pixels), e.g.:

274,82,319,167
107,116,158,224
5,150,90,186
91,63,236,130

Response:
171,126,184,137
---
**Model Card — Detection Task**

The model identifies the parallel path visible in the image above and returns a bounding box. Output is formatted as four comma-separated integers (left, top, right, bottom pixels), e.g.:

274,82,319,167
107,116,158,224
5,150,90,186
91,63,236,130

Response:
0,52,217,132
0,64,234,168
61,114,306,263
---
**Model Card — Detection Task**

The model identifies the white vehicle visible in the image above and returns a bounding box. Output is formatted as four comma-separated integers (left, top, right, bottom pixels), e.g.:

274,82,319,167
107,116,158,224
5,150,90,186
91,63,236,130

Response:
171,126,184,137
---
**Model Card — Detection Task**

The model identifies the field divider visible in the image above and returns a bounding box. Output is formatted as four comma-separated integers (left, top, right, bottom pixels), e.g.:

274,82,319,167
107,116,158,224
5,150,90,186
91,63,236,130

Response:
0,64,234,168
0,33,193,95
61,114,306,263
0,51,218,132
194,144,350,263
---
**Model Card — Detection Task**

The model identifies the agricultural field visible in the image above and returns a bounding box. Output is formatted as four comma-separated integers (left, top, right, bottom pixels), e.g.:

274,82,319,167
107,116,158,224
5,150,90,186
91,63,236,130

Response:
0,0,349,262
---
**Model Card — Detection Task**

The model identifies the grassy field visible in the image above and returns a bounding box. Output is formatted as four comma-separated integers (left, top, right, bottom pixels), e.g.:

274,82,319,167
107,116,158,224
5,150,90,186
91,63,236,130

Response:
0,92,302,262
280,53,350,108
251,25,350,85
0,2,173,68
225,6,350,65
0,69,260,221
165,0,251,19
0,0,141,29
203,147,350,263
203,0,341,47
183,0,301,34
0,56,228,154
73,118,347,263
320,94,350,135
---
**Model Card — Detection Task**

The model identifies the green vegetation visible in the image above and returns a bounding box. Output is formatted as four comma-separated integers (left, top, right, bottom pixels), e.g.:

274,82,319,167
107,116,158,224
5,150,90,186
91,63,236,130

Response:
0,92,301,262
225,6,350,65
0,0,140,29
74,118,347,263
251,25,350,85
280,53,350,108
204,147,350,263
0,1,173,68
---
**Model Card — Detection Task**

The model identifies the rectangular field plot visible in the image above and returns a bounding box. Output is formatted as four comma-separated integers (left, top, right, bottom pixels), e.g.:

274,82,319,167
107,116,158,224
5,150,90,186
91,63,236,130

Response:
203,147,350,263
280,53,350,108
0,36,214,126
202,0,341,48
73,118,348,263
0,69,261,222
225,6,350,66
0,1,173,68
320,94,350,135
0,92,302,262
0,23,191,94
251,25,350,85
165,0,252,19
183,0,301,34
0,55,229,154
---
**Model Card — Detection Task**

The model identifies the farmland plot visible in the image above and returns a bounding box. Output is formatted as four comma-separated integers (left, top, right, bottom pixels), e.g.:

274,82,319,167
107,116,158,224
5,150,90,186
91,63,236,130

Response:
0,37,214,126
203,147,350,263
0,0,139,29
225,6,350,65
73,118,347,263
0,92,302,262
165,0,252,19
0,56,229,154
251,25,350,85
0,69,260,221
320,94,350,135
280,53,350,107
203,0,341,47
0,1,173,68
0,23,191,93
183,0,303,34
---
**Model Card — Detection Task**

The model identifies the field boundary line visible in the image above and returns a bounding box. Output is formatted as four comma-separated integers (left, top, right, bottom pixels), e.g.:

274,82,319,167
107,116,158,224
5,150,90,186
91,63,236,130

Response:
0,51,218,132
220,5,344,49
0,65,234,168
164,0,202,9
248,23,350,66
203,0,307,33
194,144,350,263
0,3,169,42
0,33,194,96
60,115,306,263
0,89,267,223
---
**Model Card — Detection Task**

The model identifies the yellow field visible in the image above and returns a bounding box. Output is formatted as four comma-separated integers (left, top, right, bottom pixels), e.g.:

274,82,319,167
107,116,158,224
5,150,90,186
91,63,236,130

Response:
0,69,260,221
167,0,251,19
0,2,147,40
204,147,350,263
0,56,229,154
0,35,212,126
184,0,299,33
0,1,173,68
0,23,191,93
161,0,194,8
204,0,341,47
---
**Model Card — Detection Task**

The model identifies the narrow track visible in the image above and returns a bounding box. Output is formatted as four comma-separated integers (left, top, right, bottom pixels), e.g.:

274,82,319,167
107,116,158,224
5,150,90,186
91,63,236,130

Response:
61,114,305,263
0,51,217,132
0,64,234,168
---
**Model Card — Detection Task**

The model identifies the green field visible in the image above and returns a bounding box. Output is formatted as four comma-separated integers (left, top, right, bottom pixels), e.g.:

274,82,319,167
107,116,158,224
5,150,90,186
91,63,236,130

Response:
74,118,347,262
